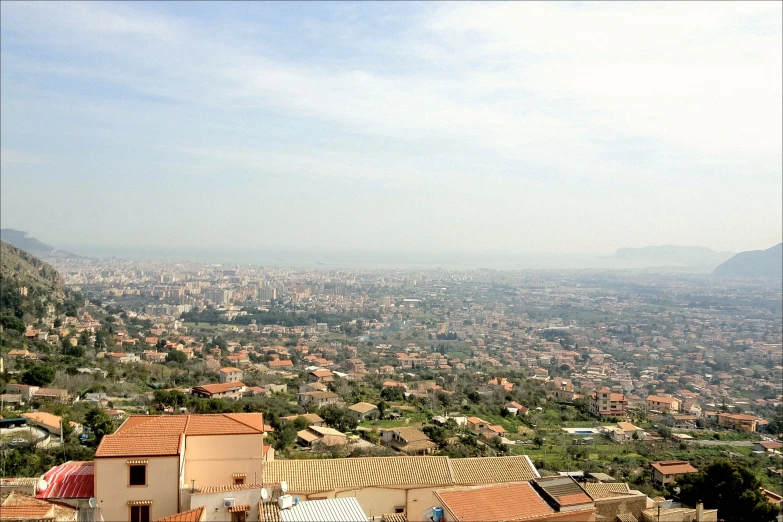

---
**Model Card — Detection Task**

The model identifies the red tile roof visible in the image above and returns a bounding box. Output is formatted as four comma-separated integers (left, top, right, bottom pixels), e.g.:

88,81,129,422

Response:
96,413,264,458
651,460,698,475
435,483,554,521
36,461,94,499
154,506,205,522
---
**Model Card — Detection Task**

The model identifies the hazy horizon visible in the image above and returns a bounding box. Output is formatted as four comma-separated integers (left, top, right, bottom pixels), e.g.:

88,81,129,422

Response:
2,2,781,254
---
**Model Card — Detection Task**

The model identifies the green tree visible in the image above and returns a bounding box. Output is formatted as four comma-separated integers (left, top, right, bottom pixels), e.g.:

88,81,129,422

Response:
320,405,358,433
84,408,115,447
21,365,56,387
166,350,188,364
678,460,780,522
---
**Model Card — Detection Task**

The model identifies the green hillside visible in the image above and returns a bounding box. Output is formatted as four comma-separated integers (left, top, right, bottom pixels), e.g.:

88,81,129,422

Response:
0,240,79,330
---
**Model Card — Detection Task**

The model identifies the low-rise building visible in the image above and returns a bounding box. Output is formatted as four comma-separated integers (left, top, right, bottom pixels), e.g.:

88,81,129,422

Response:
191,382,246,400
646,395,681,414
650,460,698,485
218,367,244,384
589,388,628,417
347,402,380,421
381,427,437,455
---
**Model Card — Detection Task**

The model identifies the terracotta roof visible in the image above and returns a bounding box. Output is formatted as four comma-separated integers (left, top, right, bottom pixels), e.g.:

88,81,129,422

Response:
0,505,56,521
647,395,679,404
229,504,251,513
96,413,264,458
348,402,378,414
191,382,245,395
153,506,205,522
219,367,242,373
36,461,94,499
450,456,539,484
435,483,555,522
22,412,63,431
651,460,698,475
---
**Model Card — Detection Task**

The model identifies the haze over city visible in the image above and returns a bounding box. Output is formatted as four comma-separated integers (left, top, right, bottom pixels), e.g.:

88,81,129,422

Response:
1,1,781,259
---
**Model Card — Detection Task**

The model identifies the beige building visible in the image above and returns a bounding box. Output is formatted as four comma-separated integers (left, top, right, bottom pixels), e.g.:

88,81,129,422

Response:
380,427,437,455
646,395,681,413
264,455,539,521
93,413,268,522
191,382,246,400
589,388,628,417
219,367,244,384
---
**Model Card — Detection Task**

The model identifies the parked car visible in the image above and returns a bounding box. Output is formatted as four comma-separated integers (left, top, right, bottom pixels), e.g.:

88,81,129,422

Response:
10,438,28,446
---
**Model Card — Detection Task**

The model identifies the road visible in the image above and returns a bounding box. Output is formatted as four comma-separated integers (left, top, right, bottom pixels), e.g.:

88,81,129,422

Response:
686,439,754,447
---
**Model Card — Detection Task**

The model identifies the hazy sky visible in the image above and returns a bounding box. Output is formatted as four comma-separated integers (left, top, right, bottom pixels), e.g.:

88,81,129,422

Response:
1,1,781,255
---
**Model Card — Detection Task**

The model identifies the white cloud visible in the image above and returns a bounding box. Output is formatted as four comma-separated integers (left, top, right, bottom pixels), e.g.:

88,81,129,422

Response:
0,1,780,253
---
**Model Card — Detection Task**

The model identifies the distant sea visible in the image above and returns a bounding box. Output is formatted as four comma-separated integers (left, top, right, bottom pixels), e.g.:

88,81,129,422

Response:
54,244,704,271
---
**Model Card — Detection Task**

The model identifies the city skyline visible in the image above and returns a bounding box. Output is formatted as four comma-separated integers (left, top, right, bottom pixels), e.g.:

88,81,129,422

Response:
1,1,781,254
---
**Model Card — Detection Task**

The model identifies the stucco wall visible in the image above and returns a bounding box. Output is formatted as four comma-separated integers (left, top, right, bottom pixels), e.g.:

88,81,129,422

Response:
95,456,180,522
184,433,265,488
594,495,647,521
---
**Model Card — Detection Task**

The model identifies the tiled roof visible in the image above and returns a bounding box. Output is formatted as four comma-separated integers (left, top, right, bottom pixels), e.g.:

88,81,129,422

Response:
450,456,539,484
228,504,251,513
192,382,245,395
348,402,378,414
264,456,454,493
0,505,56,520
36,461,94,499
96,413,264,458
647,395,679,404
435,482,554,522
22,412,63,431
153,506,205,522
651,461,698,475
581,482,632,500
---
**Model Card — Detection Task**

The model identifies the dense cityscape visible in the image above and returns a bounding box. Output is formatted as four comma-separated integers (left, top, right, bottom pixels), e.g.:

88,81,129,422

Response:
2,2,781,522
1,246,781,522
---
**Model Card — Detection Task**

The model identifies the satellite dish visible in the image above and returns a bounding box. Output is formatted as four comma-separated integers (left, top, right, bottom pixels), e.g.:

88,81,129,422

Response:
37,479,48,491
280,481,288,493
88,498,98,508
260,488,269,501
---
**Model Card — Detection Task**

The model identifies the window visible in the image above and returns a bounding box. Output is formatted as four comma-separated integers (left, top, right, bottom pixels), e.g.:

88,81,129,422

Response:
130,505,150,522
231,512,246,522
233,477,245,485
394,506,405,514
129,465,147,486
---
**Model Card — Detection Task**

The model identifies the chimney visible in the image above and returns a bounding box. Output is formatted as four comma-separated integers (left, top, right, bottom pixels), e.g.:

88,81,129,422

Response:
696,502,704,522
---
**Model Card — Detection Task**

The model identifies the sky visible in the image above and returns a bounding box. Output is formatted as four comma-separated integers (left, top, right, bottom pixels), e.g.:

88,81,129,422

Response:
1,1,781,256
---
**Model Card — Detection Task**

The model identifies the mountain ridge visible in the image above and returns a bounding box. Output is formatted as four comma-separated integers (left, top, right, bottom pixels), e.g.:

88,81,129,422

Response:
608,245,734,269
0,228,81,259
713,243,783,279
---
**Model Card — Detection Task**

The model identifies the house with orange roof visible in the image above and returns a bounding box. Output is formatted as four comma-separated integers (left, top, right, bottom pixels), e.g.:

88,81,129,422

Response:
218,367,244,384
191,382,246,400
93,413,267,522
717,412,762,433
646,395,681,414
588,388,628,417
650,460,698,485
